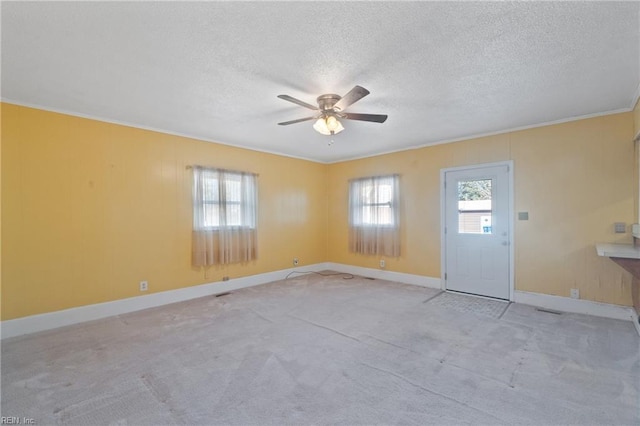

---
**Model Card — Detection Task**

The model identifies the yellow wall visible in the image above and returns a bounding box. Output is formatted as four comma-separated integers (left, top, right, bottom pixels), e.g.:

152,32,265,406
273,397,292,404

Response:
2,103,637,320
0,105,3,319
634,97,640,223
1,104,328,320
327,113,635,306
634,97,640,139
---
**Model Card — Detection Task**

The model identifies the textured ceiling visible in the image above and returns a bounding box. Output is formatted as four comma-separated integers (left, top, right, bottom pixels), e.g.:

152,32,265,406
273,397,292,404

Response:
2,2,639,163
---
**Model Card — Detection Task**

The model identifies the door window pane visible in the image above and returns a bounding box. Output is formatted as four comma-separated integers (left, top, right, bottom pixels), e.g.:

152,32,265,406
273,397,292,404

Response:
458,179,492,234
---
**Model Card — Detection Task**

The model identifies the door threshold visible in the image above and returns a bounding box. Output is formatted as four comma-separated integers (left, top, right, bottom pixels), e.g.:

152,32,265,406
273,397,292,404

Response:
445,289,509,302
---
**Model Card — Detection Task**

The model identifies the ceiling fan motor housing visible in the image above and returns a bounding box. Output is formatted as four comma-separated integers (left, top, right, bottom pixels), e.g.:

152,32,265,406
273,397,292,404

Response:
317,94,342,112
277,85,387,128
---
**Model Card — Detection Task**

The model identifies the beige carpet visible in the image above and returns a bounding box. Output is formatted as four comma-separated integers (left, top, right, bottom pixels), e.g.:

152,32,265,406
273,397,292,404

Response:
2,272,638,425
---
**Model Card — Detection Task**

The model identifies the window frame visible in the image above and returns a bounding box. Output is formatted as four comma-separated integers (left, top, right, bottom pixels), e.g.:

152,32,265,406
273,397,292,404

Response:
349,175,399,228
456,178,493,235
193,167,257,231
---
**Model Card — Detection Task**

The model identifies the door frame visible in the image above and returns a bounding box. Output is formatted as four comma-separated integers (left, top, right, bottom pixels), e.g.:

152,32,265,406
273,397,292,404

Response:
440,160,515,301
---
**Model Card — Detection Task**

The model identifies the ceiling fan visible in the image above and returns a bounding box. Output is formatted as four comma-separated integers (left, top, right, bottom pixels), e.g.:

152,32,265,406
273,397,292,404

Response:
277,85,388,136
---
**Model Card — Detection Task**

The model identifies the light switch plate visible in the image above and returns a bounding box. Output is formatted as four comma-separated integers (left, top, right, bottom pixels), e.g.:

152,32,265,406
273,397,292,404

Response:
518,212,529,220
614,222,626,233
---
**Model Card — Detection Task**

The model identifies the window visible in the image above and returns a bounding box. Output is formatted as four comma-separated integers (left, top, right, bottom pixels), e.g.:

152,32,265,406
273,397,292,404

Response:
348,175,400,256
195,168,256,230
192,167,257,266
351,177,397,227
457,179,492,234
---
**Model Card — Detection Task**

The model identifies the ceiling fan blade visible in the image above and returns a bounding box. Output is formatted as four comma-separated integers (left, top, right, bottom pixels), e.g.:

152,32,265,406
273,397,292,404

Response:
343,113,388,123
277,95,319,110
278,116,316,126
334,86,370,111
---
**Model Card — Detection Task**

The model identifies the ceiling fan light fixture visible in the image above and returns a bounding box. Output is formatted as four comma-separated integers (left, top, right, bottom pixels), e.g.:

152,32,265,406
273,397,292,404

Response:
313,116,344,136
313,118,329,135
278,85,386,134
326,115,339,131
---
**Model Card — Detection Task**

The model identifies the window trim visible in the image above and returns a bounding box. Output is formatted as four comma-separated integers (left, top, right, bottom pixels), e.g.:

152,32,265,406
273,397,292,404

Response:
193,167,257,231
349,174,399,228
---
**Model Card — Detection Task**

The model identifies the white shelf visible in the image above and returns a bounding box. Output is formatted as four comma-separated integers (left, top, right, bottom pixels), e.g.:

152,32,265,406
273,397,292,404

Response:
596,243,640,259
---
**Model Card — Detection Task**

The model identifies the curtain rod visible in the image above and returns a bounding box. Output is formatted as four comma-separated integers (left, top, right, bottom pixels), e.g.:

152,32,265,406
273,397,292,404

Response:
186,165,259,177
349,173,400,182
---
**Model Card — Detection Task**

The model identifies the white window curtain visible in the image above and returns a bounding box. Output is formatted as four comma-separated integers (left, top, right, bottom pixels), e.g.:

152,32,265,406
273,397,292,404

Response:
192,166,258,266
349,174,400,256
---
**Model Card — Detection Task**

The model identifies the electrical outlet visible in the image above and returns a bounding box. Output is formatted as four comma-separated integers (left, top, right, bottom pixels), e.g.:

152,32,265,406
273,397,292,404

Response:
139,281,148,292
570,288,579,299
293,258,299,266
379,259,385,269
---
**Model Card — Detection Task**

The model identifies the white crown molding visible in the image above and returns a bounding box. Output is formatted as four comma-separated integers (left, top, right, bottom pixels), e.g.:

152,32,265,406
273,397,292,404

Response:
0,263,331,340
328,107,633,164
3,99,633,166
630,82,640,111
0,99,323,164
632,82,640,142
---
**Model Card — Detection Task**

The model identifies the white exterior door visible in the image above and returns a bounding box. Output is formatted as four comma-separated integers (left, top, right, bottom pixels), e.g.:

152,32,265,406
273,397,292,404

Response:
444,164,511,300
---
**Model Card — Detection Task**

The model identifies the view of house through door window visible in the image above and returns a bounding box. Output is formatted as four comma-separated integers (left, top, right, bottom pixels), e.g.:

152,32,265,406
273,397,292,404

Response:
458,179,492,234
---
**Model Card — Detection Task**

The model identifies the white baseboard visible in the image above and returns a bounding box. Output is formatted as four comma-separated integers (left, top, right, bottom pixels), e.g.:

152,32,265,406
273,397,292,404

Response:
1,263,331,340
633,311,640,337
4,263,638,339
328,265,638,331
514,290,637,323
326,262,442,289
